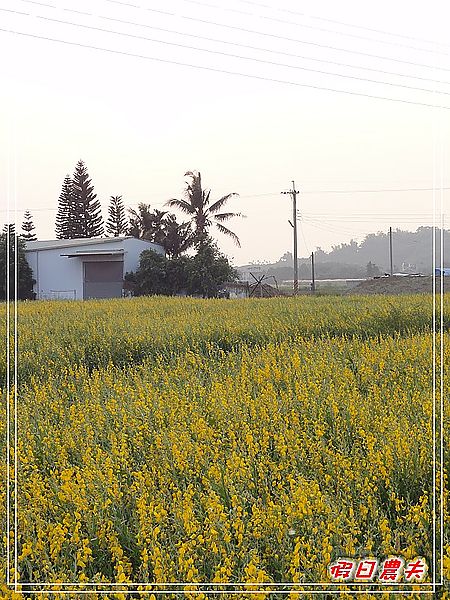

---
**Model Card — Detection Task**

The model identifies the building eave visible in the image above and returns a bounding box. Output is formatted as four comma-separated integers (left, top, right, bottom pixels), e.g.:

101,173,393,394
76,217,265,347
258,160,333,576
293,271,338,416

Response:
25,237,164,253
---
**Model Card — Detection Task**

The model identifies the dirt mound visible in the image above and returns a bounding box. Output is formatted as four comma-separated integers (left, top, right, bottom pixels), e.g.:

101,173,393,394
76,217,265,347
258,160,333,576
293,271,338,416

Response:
249,283,287,297
348,275,447,295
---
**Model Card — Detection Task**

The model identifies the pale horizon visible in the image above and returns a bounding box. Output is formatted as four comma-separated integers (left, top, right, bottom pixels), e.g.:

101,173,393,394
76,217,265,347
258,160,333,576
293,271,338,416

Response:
1,0,449,264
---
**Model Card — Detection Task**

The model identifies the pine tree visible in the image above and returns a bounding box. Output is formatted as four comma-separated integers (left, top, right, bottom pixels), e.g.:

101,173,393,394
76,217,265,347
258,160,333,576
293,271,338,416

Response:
2,223,15,236
55,175,77,239
106,195,127,237
0,224,35,300
21,210,37,241
71,160,104,238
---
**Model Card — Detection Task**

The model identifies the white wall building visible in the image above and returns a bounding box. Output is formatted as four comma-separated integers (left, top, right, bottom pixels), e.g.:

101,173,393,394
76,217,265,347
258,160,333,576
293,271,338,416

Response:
25,237,165,300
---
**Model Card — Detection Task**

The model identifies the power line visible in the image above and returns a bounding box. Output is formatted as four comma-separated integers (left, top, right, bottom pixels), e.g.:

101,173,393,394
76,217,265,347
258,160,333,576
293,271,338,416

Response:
304,216,435,223
302,218,434,239
11,10,450,97
3,186,447,214
240,187,450,197
4,204,443,217
1,207,444,216
302,218,372,237
237,0,450,56
301,186,450,194
302,210,441,216
240,0,450,49
104,0,450,73
16,0,450,86
106,0,173,16
302,218,440,234
3,28,449,109
1,8,29,16
298,220,310,254
21,0,58,6
0,200,169,214
183,0,450,57
303,213,437,218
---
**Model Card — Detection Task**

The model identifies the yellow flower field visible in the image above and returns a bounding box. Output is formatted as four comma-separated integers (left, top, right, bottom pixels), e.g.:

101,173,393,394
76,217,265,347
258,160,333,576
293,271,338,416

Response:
0,294,448,598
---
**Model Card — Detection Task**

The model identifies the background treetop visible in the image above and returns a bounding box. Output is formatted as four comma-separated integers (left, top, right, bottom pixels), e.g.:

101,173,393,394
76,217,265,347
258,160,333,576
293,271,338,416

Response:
166,170,243,248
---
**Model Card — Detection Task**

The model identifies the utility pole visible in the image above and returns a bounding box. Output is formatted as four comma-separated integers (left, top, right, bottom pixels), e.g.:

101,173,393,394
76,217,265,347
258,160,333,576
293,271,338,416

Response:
281,180,300,295
389,226,393,276
311,251,315,293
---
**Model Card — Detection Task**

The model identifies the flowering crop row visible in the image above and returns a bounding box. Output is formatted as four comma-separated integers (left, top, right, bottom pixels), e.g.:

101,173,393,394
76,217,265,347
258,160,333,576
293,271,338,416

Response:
0,294,448,599
1,294,445,384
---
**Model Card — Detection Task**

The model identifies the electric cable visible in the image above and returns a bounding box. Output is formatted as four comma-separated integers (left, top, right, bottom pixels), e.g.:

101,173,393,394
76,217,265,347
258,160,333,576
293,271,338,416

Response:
240,0,450,49
16,0,450,86
183,0,450,57
3,27,449,109
5,9,449,97
104,0,450,73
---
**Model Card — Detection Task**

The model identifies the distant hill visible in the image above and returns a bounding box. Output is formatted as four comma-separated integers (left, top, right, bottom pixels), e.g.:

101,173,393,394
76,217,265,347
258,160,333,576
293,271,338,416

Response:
348,275,448,296
238,227,450,281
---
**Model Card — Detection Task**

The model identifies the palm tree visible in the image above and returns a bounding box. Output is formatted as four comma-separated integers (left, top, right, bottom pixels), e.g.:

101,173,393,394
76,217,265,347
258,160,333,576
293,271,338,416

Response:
166,171,242,247
128,204,195,257
128,204,167,242
128,203,152,239
161,215,194,258
150,209,170,246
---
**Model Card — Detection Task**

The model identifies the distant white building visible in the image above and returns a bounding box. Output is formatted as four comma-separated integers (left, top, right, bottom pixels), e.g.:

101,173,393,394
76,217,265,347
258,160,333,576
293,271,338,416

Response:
236,264,265,282
25,237,165,300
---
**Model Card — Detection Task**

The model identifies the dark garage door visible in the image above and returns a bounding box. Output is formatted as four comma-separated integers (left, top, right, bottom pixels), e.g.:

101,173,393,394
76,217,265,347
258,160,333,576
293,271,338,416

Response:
83,261,124,299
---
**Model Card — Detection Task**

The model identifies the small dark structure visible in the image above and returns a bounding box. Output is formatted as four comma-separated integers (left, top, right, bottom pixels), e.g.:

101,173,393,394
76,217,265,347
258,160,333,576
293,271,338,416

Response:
248,273,285,298
218,281,250,299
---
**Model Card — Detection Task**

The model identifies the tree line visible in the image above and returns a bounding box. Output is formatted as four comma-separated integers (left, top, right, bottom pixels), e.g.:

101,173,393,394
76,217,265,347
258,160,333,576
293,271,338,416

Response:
2,161,243,300
253,226,450,281
0,224,35,300
51,161,242,257
18,161,243,253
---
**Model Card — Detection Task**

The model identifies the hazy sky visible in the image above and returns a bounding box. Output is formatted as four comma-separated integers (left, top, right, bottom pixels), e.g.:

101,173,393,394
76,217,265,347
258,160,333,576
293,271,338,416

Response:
1,0,449,264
